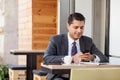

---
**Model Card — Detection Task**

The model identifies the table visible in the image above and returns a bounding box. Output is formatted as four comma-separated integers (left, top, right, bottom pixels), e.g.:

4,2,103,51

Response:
41,62,120,75
10,50,45,80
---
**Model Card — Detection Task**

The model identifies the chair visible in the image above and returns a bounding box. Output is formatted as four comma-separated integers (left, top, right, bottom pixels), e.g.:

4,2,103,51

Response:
33,70,47,80
70,67,120,80
33,54,47,80
9,65,26,80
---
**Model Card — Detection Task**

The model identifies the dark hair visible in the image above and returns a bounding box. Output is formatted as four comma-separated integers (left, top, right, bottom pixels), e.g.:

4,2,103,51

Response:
68,13,85,25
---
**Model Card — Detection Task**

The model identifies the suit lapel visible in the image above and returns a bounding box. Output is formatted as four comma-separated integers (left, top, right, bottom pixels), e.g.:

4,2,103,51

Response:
63,34,68,55
79,37,85,53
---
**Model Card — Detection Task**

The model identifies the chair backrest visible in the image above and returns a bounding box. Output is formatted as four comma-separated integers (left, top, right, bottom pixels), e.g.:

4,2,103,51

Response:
70,68,120,80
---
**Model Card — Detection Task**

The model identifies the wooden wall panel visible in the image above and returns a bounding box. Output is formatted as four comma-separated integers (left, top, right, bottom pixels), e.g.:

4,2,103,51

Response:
32,0,57,49
32,0,58,69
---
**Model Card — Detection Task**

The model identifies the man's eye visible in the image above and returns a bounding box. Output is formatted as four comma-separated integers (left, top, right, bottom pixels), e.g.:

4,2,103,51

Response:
73,26,78,29
80,27,84,29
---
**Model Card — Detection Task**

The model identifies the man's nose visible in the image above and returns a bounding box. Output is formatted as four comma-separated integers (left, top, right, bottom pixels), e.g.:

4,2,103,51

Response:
77,28,82,32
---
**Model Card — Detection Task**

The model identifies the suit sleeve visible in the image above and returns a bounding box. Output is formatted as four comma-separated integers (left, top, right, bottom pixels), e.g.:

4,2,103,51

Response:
90,41,109,63
43,36,64,64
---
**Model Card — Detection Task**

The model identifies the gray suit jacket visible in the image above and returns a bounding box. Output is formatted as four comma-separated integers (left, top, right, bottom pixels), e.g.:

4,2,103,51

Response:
43,34,108,80
43,34,108,64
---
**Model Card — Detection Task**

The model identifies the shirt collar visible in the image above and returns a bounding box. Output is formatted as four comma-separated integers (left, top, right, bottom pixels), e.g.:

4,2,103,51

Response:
68,33,79,46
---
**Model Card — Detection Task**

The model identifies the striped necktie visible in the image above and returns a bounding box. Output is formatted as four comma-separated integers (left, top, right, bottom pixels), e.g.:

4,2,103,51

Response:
71,42,77,56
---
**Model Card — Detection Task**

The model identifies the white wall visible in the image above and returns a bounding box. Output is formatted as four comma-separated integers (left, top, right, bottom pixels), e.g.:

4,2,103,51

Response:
109,0,120,63
109,0,120,56
4,0,18,64
75,0,93,37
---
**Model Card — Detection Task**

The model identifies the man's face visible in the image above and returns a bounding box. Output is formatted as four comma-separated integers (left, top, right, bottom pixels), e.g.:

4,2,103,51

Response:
67,19,85,40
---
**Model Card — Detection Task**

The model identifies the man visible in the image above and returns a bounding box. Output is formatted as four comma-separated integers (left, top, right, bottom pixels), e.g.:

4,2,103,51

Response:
43,13,108,80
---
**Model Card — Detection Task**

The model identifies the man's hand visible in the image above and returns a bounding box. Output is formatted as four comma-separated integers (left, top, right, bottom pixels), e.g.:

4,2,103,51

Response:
72,52,96,63
82,52,95,61
72,52,83,62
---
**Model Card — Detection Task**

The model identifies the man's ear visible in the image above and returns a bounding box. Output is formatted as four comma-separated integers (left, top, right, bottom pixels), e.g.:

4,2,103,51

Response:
67,23,69,29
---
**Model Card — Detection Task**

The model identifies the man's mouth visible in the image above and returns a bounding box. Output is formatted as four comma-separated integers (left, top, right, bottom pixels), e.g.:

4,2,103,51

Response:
77,34,81,37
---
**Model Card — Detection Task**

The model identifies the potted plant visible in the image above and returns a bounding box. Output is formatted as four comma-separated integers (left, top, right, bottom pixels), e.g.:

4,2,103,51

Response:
0,65,9,80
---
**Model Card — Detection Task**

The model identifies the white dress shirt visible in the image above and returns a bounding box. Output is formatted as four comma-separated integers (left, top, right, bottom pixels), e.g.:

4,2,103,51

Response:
68,33,81,56
67,33,100,62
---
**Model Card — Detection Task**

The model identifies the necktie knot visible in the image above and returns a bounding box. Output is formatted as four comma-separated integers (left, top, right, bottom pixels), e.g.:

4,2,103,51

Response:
71,42,77,56
73,42,76,45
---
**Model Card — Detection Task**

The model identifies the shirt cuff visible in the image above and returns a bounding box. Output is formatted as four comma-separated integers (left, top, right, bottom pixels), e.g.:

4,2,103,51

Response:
92,55,100,62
